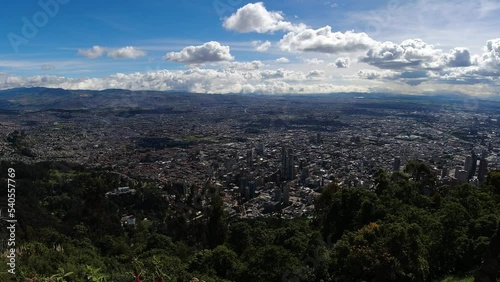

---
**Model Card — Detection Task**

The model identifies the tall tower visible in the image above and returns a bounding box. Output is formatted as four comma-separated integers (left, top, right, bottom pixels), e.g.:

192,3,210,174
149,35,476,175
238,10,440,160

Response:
281,146,287,180
441,167,449,179
464,151,477,180
246,149,253,167
465,156,472,175
282,185,290,206
393,156,401,172
281,146,295,180
470,151,478,179
478,158,488,183
286,148,294,180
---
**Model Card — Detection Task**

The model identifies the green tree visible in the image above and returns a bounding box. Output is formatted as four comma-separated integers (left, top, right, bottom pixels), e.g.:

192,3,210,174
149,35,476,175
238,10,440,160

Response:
207,191,227,249
227,222,252,255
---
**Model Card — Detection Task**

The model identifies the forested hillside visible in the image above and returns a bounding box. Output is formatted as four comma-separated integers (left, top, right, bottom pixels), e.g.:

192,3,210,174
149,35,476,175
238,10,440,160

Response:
1,161,499,281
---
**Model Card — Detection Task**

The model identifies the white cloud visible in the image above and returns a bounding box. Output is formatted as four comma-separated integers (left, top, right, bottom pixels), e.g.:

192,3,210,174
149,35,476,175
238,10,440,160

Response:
279,25,377,54
260,68,306,80
306,70,325,79
223,2,304,33
356,38,500,85
479,38,500,70
360,39,443,70
324,1,338,8
107,46,146,59
78,45,146,59
438,38,500,83
77,46,106,59
163,41,234,64
357,69,386,80
360,39,475,71
304,58,324,65
221,60,265,70
439,48,472,67
252,40,271,52
0,69,369,94
346,0,500,53
276,57,290,63
41,65,56,70
332,57,350,68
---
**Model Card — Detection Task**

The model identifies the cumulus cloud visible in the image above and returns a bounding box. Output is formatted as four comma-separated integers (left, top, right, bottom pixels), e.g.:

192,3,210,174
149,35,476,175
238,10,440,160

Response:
252,40,271,52
279,25,377,54
440,48,472,67
306,70,325,79
332,57,350,68
438,38,500,83
78,45,106,59
357,68,431,86
357,38,500,85
7,38,500,94
221,60,265,70
360,39,473,71
357,69,385,80
304,58,324,65
260,68,306,80
223,2,304,33
107,46,146,59
276,57,290,63
479,38,500,71
41,65,56,71
77,45,146,59
360,39,443,70
357,69,411,81
0,69,369,94
163,41,234,64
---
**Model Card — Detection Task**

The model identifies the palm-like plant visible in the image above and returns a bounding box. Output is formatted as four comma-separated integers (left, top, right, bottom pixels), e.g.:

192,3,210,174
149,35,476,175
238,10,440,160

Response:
152,255,174,282
85,265,107,282
49,267,74,282
130,258,145,282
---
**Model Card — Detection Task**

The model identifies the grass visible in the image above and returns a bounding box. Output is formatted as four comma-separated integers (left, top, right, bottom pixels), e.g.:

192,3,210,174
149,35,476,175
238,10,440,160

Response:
440,276,474,282
47,170,89,184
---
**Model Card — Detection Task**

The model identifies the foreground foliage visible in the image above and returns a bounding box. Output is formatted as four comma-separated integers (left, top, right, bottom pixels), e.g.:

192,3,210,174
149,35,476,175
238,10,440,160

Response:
0,161,499,281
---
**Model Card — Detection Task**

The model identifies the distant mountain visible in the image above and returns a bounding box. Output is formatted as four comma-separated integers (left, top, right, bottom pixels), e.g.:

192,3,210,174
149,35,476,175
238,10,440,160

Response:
1,87,499,112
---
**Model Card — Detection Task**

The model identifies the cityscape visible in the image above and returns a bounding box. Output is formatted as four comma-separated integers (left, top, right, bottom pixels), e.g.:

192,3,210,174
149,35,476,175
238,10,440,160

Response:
2,0,500,281
1,89,499,221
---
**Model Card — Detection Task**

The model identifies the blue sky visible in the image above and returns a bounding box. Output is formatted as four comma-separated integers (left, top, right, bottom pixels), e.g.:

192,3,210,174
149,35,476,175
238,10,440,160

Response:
1,0,500,95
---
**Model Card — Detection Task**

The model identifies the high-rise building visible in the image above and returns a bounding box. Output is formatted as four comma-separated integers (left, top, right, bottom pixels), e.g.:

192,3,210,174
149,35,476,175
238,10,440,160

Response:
246,149,253,167
248,180,256,199
300,167,309,185
274,186,282,202
257,143,265,155
282,185,290,206
316,132,321,144
441,167,449,179
393,156,401,172
456,169,469,184
281,146,295,180
240,177,248,198
478,158,488,183
465,156,472,175
287,149,294,180
281,146,287,179
471,151,478,179
454,166,463,179
464,151,477,180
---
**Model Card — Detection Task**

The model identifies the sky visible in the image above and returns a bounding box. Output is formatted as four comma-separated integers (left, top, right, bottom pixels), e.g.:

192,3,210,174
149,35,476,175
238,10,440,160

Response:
0,0,500,95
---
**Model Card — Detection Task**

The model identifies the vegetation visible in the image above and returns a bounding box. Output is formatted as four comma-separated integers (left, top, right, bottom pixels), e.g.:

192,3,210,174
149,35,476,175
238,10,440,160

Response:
1,160,499,281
